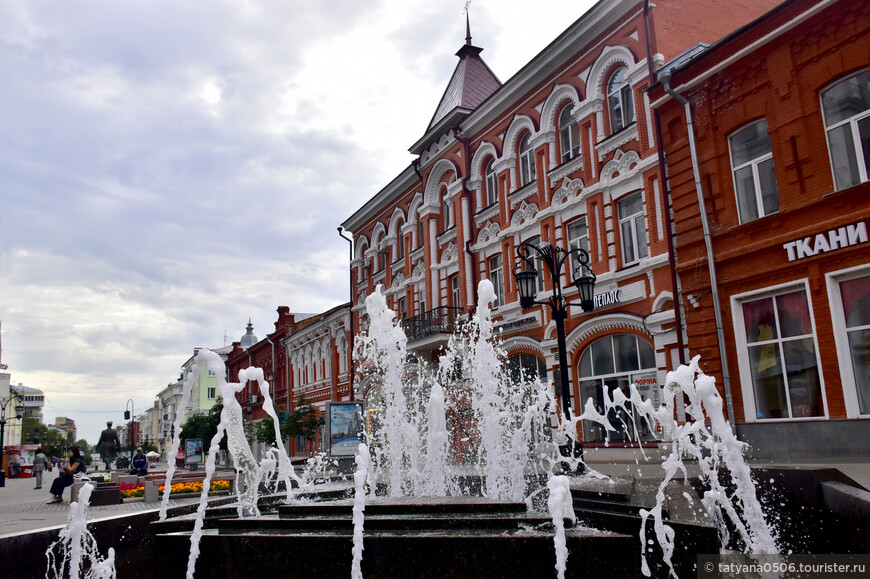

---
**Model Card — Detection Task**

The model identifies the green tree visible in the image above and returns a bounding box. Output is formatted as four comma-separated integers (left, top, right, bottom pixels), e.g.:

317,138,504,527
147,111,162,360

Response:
179,396,226,453
283,395,323,455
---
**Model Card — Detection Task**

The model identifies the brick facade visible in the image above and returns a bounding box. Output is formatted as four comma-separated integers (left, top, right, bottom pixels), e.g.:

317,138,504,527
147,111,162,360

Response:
651,0,870,457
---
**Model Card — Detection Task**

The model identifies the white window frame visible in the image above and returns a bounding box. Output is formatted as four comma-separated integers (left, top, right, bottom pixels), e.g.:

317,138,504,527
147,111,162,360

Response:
450,275,461,309
207,387,216,399
821,70,870,191
731,279,828,423
826,264,870,419
395,220,405,260
485,158,498,206
617,192,648,266
559,105,581,164
607,67,634,134
488,254,505,308
567,217,589,275
728,119,779,224
526,236,546,294
519,133,536,186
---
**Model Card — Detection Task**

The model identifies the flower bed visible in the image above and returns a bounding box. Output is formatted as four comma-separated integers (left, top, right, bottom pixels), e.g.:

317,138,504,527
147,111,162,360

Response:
119,479,230,499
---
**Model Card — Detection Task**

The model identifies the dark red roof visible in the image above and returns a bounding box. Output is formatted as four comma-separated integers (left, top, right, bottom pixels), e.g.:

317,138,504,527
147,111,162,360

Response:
427,43,501,131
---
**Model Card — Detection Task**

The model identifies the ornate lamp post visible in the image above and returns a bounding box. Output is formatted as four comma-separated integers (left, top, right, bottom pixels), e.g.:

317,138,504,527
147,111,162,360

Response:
0,390,25,487
514,241,596,470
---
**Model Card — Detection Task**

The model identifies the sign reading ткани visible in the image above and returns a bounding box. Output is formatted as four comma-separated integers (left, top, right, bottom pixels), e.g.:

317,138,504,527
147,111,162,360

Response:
783,221,867,261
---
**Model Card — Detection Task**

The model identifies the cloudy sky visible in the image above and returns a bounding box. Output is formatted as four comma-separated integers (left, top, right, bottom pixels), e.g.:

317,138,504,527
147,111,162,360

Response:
0,0,596,445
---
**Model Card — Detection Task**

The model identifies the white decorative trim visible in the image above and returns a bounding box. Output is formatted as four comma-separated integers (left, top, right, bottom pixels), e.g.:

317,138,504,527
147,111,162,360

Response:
470,141,499,181
503,115,537,161
596,124,639,162
599,148,641,185
424,159,460,210
391,272,405,290
540,84,583,134
510,201,539,229
439,242,459,266
550,177,585,207
473,221,501,249
411,262,426,280
566,313,650,356
501,336,546,356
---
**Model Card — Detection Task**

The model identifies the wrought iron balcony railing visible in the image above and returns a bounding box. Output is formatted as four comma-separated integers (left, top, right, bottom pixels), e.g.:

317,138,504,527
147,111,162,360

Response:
401,306,464,342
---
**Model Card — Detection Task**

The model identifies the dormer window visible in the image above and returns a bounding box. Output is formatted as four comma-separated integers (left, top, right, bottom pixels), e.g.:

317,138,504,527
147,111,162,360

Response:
607,68,634,133
485,158,498,206
519,132,536,186
559,105,581,163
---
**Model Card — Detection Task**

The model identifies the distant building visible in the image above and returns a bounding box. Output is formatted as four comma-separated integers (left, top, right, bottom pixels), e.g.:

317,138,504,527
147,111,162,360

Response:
53,417,77,442
17,384,44,423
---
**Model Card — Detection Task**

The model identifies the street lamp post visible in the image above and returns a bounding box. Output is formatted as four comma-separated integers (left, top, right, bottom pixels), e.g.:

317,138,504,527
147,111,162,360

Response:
514,241,596,472
0,390,25,488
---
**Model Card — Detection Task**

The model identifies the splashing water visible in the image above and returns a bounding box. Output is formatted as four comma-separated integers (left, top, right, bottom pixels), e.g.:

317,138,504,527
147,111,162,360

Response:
45,482,116,579
547,475,576,579
559,355,778,576
354,281,555,501
351,443,371,579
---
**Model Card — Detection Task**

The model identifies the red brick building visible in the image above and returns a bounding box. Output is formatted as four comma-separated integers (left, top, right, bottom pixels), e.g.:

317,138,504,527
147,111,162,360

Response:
224,305,352,459
651,0,870,457
341,0,778,446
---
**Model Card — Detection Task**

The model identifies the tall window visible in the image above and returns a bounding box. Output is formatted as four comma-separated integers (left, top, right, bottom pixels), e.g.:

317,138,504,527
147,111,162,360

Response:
567,217,589,275
837,274,870,415
559,104,581,163
729,119,779,223
519,132,536,186
822,70,870,191
740,288,823,419
526,236,546,293
395,219,405,260
488,254,505,308
418,286,426,315
617,192,648,265
450,275,461,308
607,67,634,133
398,297,407,320
578,334,657,443
485,158,498,206
417,217,425,249
207,387,216,399
443,194,453,230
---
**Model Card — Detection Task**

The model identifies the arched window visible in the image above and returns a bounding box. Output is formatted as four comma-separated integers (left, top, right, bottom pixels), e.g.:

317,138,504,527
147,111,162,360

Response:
395,218,405,260
519,132,536,186
507,352,548,384
417,217,425,249
559,104,580,163
485,158,498,206
577,334,658,443
442,186,453,230
607,68,634,133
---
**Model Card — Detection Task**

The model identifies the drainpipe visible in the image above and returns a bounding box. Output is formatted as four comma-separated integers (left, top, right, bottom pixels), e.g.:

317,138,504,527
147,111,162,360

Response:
263,336,275,401
338,226,356,401
659,70,736,429
644,0,686,365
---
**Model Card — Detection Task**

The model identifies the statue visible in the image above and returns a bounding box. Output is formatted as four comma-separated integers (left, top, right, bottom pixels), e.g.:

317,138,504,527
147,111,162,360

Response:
98,421,121,470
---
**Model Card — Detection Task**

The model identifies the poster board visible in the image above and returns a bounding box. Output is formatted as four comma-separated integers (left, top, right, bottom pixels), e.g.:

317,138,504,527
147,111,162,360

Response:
185,438,203,465
327,402,364,457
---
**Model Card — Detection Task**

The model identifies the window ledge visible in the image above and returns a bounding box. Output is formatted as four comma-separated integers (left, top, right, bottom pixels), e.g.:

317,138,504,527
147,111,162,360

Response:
509,181,538,210
475,203,500,227
595,122,638,162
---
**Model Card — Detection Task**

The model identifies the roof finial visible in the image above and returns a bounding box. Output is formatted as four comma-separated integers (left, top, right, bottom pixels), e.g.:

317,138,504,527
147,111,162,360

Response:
464,1,472,45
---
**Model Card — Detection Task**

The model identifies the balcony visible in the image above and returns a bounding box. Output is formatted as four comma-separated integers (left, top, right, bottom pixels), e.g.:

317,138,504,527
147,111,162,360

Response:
401,307,465,351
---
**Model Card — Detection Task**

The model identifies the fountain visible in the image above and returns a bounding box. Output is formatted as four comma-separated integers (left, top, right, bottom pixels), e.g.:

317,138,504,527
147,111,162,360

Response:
32,279,784,578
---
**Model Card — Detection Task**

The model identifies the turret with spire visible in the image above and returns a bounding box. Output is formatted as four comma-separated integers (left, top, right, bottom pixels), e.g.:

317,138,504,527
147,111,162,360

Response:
240,318,259,350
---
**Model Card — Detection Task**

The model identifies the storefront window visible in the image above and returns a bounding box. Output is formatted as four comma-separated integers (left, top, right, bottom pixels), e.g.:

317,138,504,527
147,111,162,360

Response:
840,275,870,414
577,334,658,443
507,353,548,384
741,288,823,419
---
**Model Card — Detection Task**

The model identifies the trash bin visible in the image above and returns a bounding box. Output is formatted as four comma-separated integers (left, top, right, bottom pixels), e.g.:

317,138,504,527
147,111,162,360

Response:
20,465,34,478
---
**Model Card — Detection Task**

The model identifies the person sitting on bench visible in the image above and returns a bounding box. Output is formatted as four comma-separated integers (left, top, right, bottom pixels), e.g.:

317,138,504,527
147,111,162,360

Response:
130,448,148,476
47,446,86,504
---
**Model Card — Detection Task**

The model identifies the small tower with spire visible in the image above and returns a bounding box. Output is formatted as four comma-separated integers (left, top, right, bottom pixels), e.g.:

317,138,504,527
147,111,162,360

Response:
240,319,259,350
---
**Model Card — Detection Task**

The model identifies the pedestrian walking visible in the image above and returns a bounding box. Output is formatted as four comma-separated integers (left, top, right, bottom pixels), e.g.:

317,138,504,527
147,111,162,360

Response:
32,447,48,489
